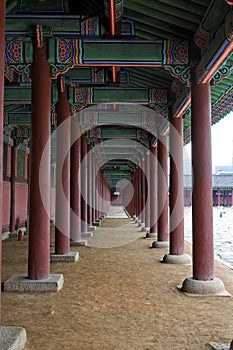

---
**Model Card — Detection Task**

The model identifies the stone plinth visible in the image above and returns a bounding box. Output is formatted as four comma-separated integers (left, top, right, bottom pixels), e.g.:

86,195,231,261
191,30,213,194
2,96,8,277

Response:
145,232,157,239
138,221,144,227
70,240,87,246
0,326,27,350
162,253,192,265
81,232,93,238
93,222,101,227
151,240,169,249
50,251,79,262
2,233,10,241
4,274,64,292
180,277,230,296
88,226,96,232
141,226,150,232
209,341,231,350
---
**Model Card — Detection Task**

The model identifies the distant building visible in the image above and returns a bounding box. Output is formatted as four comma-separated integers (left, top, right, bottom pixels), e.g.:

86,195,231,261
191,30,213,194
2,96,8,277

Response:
214,165,233,174
184,174,233,206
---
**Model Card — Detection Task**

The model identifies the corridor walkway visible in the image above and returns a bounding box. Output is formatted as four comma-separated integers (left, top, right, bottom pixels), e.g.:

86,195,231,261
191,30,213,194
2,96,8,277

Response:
105,205,129,218
2,209,233,350
88,205,143,248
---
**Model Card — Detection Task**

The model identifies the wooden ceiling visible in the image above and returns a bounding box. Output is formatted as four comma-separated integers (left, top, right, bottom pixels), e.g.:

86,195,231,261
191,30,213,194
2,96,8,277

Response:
4,0,233,188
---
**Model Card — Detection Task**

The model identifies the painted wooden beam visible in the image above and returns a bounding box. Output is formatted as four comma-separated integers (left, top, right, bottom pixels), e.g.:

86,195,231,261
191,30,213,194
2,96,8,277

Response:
6,15,83,35
6,15,135,39
4,86,166,105
5,38,165,74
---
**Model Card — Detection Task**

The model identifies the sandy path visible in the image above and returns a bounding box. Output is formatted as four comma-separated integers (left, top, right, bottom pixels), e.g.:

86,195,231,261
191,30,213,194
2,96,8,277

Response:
2,218,233,350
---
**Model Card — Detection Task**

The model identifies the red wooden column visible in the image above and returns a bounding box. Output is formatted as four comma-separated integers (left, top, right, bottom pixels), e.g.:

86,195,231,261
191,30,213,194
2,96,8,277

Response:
70,120,84,244
97,165,101,219
146,145,157,238
0,0,5,322
133,169,138,221
137,165,142,225
54,78,71,256
181,74,225,295
10,142,17,233
92,155,97,223
134,174,137,218
87,144,91,225
81,135,90,235
152,136,169,248
28,37,51,280
140,158,146,227
132,178,137,217
135,167,139,222
101,175,105,216
98,169,102,217
89,150,94,225
135,167,140,221
100,174,104,216
163,113,191,264
142,151,150,232
0,5,24,341
4,30,63,293
124,180,134,217
97,170,102,218
122,183,128,214
87,146,96,232
94,160,99,221
136,166,141,222
130,176,136,218
102,179,108,216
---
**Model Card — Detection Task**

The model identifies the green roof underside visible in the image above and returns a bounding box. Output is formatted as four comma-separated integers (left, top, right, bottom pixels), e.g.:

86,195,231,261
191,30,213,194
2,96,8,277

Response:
4,0,233,188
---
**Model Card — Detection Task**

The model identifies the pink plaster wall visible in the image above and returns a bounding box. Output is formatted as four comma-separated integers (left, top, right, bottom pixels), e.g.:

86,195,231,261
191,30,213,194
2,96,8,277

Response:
15,183,28,224
3,182,10,226
2,180,55,232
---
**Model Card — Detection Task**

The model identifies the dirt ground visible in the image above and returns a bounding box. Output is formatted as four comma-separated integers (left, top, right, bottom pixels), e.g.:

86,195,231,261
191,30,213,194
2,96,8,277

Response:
2,218,233,350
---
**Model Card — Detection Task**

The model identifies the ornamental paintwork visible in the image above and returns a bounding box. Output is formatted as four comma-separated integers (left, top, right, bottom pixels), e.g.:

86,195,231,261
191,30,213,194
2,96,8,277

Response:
74,87,93,105
5,41,23,64
4,65,15,82
164,66,191,86
194,26,210,54
163,41,189,66
57,39,79,65
104,0,123,21
211,65,232,86
149,88,167,105
80,16,99,36
225,11,233,41
212,86,233,124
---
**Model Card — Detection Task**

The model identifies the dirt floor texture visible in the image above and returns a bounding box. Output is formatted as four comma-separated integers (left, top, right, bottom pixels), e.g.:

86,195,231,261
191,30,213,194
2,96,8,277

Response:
2,218,233,350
